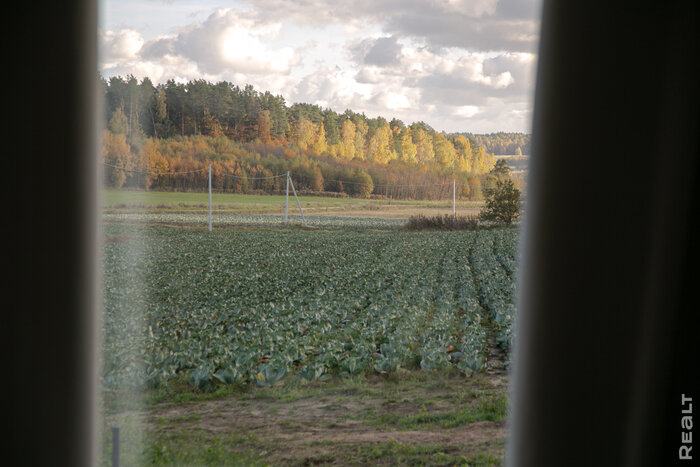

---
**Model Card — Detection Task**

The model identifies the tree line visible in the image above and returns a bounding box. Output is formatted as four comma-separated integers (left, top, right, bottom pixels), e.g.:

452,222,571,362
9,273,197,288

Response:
101,74,518,200
459,132,531,155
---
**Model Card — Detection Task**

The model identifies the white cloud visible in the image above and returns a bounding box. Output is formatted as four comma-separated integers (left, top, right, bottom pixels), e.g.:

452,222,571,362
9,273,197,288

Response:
99,1,541,132
383,92,412,110
291,66,373,108
285,35,535,131
478,69,514,88
219,24,296,73
170,9,300,75
355,67,383,84
454,105,480,118
101,8,302,80
443,0,499,17
99,29,144,68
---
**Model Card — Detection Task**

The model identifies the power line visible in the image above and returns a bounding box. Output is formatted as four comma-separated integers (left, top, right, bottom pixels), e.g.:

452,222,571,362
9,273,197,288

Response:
103,161,462,191
221,172,287,180
103,162,288,180
322,178,451,188
103,162,207,175
291,173,454,188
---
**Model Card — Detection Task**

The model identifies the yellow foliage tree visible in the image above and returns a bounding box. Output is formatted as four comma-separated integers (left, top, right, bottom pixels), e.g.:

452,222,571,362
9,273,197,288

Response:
327,143,340,158
140,139,170,189
367,122,394,164
453,135,473,172
340,119,356,159
413,128,434,163
103,130,135,188
400,128,417,163
312,119,328,154
353,118,368,160
433,131,457,168
295,117,316,150
472,146,496,174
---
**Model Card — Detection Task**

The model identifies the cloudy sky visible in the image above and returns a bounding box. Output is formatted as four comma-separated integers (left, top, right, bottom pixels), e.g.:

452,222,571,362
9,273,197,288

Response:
99,0,541,133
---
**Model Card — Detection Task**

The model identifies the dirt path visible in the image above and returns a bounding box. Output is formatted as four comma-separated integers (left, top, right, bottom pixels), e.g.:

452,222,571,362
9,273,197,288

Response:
151,395,505,443
106,371,509,465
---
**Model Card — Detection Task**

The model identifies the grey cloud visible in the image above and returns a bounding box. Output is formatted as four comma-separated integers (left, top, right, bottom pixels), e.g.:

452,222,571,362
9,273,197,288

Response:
351,36,402,67
418,98,532,133
384,14,538,53
482,54,533,92
364,37,402,66
247,0,541,52
416,64,529,108
418,75,527,106
418,75,489,107
495,0,541,20
140,37,175,59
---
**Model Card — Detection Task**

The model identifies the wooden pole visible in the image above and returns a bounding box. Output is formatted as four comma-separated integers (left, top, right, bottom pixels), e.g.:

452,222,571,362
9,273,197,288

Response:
288,175,307,226
285,171,289,225
112,426,120,467
453,178,456,220
208,164,212,232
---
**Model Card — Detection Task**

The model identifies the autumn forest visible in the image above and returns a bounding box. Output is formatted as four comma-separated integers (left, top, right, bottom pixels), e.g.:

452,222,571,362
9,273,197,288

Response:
102,75,530,200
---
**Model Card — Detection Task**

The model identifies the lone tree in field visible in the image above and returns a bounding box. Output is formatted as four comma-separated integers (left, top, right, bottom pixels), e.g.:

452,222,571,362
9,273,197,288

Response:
479,179,522,224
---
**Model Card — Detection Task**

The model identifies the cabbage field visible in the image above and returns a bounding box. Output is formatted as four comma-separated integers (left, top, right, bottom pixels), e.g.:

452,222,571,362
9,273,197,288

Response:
102,224,519,392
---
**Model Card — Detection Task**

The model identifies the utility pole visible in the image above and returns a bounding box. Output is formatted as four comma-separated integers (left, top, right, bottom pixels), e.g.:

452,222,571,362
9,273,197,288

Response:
453,178,456,221
208,164,212,232
285,171,290,225
288,174,307,226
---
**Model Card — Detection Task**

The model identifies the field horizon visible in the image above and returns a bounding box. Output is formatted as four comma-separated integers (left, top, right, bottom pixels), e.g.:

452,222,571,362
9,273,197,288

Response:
102,189,485,220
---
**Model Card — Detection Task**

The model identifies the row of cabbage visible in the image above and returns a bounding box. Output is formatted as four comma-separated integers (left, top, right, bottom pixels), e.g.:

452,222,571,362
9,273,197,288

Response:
101,225,519,391
468,228,519,366
102,213,405,230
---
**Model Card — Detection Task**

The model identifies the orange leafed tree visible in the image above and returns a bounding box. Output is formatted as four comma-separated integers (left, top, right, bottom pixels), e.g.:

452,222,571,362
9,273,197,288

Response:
103,129,135,188
257,110,272,145
140,139,169,189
